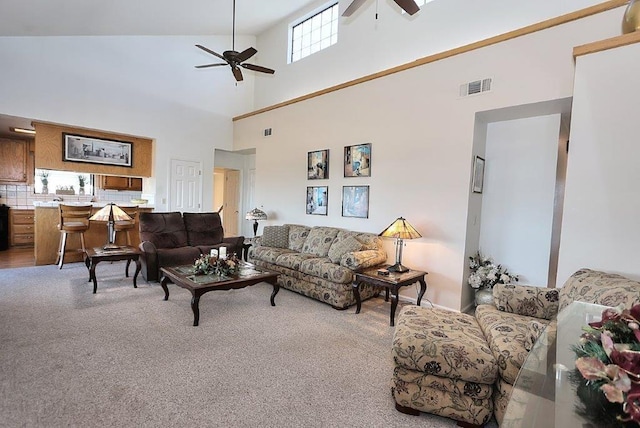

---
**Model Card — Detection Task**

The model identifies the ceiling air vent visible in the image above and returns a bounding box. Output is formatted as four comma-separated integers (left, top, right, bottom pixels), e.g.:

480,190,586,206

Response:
460,78,492,97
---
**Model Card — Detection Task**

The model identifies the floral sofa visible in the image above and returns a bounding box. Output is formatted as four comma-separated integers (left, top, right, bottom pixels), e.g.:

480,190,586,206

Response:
248,224,387,309
392,268,640,426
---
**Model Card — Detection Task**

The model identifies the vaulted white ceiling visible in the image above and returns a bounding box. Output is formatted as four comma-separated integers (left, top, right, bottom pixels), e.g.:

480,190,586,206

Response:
0,0,319,36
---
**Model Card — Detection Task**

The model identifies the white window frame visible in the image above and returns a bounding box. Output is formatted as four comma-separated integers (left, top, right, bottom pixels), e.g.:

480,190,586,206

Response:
287,1,339,64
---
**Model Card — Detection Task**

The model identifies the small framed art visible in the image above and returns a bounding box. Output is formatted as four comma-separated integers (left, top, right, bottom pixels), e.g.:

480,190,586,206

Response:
472,156,485,193
308,149,329,179
344,143,371,177
306,186,328,215
342,185,369,218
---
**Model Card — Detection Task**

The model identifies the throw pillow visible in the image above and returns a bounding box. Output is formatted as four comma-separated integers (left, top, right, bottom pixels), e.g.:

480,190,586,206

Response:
301,227,340,257
261,225,290,249
328,236,363,264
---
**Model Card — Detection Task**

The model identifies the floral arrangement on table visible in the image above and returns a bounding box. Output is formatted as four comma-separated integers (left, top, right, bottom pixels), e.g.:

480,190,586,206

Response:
193,253,240,277
468,251,518,290
572,304,640,426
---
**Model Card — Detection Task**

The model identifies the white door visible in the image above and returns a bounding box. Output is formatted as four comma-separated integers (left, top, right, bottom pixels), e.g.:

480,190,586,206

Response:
170,159,202,212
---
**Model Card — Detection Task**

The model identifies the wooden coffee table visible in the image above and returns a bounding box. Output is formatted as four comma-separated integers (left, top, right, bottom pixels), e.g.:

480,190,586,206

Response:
160,262,279,326
84,246,141,294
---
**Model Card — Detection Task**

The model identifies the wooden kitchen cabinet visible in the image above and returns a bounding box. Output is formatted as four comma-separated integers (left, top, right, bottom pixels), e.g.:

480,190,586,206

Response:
10,209,35,247
0,138,28,183
99,175,143,191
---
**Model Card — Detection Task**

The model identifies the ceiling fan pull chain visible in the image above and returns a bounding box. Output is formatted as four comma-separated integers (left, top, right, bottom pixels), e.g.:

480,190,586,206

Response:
375,0,379,20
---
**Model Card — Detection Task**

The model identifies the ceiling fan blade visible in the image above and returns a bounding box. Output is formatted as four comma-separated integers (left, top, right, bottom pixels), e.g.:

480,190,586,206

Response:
241,63,275,74
195,63,227,68
232,66,244,82
236,47,257,63
393,0,420,15
195,44,226,62
342,0,368,17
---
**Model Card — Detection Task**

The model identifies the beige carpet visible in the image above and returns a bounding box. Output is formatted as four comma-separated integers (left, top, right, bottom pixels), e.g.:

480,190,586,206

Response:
0,262,495,427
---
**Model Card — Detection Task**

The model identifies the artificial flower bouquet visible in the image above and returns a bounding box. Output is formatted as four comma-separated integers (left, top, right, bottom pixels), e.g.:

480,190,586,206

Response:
572,304,640,426
193,253,240,276
468,251,518,290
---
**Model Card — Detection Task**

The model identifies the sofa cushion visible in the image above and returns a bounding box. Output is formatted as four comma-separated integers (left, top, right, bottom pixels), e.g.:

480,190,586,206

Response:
139,212,189,249
262,225,289,248
156,246,201,270
287,225,311,252
493,283,559,320
183,212,224,247
275,253,317,270
328,236,363,264
393,306,498,385
299,258,354,284
302,227,341,257
252,246,295,264
475,304,549,385
559,268,640,311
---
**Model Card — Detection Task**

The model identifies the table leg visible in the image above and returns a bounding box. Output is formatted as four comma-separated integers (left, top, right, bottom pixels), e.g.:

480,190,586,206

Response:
160,276,170,300
416,277,427,306
84,254,91,282
191,293,201,327
353,281,362,314
125,259,131,277
132,258,141,289
390,285,399,326
385,288,390,302
90,260,99,294
270,281,279,306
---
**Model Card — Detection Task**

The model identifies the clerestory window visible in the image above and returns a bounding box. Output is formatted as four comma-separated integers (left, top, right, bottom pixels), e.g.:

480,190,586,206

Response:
289,2,339,63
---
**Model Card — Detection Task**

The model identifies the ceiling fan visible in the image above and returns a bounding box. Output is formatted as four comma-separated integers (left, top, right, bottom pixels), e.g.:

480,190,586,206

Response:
342,0,420,17
195,0,275,82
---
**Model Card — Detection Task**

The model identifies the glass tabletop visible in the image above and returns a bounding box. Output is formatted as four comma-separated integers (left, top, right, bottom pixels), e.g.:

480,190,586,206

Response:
502,301,610,427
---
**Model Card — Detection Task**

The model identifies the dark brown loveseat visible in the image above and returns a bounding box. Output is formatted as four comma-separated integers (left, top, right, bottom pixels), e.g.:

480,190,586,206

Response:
138,211,244,281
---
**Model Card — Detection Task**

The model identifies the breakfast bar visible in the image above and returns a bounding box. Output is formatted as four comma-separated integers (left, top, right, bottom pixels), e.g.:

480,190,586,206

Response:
33,202,153,266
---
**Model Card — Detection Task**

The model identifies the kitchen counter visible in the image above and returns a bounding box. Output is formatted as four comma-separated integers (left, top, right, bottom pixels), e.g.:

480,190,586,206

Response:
34,205,154,266
33,201,155,209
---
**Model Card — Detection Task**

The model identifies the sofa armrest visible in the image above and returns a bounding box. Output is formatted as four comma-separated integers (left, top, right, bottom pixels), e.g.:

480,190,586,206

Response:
222,236,245,256
493,283,559,320
340,249,387,270
139,241,159,282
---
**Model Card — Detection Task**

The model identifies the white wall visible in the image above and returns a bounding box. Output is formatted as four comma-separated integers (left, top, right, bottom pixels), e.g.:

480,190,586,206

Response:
480,115,561,286
253,0,608,109
557,42,640,284
0,35,256,212
234,8,625,311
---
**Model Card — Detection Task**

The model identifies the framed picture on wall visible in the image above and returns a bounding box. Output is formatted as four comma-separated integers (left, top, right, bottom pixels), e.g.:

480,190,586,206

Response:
306,186,328,215
62,133,133,167
342,185,369,218
472,156,485,193
308,149,329,179
344,143,371,177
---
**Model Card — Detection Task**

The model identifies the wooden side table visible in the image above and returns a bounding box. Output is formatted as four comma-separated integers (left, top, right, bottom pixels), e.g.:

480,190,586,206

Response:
353,265,428,326
84,246,141,294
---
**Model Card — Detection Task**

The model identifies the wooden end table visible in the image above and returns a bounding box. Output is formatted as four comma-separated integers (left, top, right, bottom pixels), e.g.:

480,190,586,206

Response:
353,265,428,326
84,246,141,294
160,262,279,326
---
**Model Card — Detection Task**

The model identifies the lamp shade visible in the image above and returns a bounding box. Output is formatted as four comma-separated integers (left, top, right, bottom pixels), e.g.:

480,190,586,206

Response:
90,203,132,222
379,217,421,240
245,208,267,221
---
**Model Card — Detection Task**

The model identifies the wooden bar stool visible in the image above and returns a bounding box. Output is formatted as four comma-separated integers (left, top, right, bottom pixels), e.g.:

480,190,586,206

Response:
113,206,138,246
56,204,92,269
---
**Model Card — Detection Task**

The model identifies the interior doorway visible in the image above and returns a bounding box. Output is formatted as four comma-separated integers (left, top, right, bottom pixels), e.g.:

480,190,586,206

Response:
213,168,241,236
169,159,202,212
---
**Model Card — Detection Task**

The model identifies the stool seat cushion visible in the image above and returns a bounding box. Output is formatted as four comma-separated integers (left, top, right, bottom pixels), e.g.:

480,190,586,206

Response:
393,306,497,385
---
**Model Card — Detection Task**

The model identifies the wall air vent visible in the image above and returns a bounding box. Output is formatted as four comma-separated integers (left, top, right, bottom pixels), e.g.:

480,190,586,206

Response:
459,78,492,97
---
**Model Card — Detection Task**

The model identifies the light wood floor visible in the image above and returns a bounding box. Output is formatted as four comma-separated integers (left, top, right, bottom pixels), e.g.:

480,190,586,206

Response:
0,247,36,269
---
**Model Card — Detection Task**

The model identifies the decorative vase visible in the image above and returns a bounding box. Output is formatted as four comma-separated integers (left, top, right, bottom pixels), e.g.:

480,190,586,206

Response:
623,0,640,34
42,185,48,194
475,288,494,306
79,187,85,195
